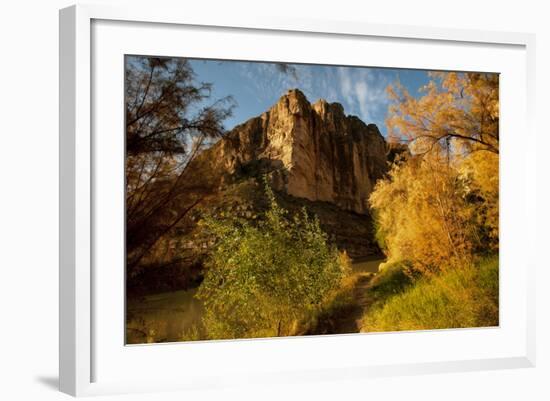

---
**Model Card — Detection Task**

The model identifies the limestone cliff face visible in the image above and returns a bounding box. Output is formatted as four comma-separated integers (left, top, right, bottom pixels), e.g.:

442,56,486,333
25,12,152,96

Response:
206,89,388,214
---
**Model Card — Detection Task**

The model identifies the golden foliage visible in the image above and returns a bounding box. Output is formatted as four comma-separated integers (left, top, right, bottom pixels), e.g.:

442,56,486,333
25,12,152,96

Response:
386,72,499,155
459,151,499,249
370,153,476,274
372,71,499,275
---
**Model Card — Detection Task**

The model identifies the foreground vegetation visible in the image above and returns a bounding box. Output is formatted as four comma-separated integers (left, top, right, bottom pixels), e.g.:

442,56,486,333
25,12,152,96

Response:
360,256,499,332
196,181,351,340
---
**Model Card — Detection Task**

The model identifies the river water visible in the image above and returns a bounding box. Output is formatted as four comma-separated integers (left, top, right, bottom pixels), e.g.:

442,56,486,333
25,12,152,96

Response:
126,288,204,344
126,257,385,344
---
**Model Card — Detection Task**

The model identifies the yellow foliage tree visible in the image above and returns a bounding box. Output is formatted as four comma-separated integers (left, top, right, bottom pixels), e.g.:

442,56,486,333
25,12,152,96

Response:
371,72,499,274
459,151,499,251
387,72,499,156
370,153,475,274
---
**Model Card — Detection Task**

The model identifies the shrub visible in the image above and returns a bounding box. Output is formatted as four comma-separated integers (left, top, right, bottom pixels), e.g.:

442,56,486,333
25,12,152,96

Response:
196,181,348,339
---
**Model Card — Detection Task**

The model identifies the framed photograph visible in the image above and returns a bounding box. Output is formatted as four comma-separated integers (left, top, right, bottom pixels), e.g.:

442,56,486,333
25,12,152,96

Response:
59,4,536,396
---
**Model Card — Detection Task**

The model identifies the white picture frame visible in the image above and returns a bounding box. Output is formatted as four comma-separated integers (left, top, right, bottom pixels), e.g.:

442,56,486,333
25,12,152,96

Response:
59,4,536,397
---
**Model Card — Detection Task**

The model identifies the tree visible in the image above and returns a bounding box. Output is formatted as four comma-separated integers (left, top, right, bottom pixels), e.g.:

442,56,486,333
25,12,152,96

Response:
386,72,499,156
196,182,348,339
370,153,476,274
458,151,499,252
370,71,499,274
125,56,235,279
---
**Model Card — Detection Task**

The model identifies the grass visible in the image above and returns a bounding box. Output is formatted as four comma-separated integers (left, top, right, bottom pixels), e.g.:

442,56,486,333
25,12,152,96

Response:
362,261,414,307
360,256,499,332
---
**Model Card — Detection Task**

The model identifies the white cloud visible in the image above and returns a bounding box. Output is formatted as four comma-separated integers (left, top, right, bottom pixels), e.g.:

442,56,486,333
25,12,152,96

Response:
238,61,393,132
334,67,391,127
239,62,305,103
357,76,391,123
354,81,370,121
337,67,354,105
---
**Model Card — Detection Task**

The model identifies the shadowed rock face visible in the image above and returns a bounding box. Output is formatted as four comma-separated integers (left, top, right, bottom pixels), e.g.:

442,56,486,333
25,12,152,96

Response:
204,89,388,214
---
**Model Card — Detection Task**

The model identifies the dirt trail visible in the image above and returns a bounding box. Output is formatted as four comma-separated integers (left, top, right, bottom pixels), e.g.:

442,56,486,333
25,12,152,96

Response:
329,273,374,334
307,271,376,335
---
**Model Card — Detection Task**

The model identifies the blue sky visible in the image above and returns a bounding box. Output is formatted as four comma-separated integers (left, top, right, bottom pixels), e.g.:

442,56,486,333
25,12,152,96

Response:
187,59,431,137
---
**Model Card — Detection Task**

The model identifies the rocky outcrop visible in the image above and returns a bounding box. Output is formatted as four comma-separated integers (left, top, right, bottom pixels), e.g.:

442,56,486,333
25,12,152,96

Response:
134,90,391,293
203,89,388,214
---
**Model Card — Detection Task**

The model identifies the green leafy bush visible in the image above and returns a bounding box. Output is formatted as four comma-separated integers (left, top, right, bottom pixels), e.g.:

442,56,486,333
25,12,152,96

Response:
196,182,348,339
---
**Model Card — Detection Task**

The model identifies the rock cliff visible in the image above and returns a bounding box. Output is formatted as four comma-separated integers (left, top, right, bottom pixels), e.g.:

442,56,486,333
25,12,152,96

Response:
203,89,388,214
133,89,391,293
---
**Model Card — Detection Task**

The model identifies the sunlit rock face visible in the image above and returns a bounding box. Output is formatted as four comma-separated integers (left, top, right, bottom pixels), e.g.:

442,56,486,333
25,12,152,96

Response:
205,89,388,214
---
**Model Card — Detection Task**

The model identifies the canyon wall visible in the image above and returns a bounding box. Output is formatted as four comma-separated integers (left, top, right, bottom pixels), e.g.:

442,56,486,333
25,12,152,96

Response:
205,88,388,214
